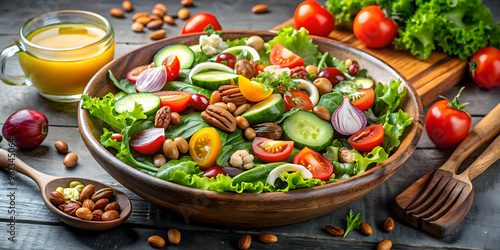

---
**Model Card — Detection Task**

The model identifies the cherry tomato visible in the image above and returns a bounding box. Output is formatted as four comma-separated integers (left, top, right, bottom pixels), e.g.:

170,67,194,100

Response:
129,128,165,155
283,89,313,111
180,13,222,35
348,61,360,76
270,44,304,68
469,47,500,89
317,67,347,86
189,127,222,170
293,147,333,181
220,166,244,178
294,0,335,37
202,166,227,178
126,65,150,83
216,53,237,69
350,88,374,111
255,64,266,76
425,88,471,148
348,124,384,152
353,5,398,48
237,75,272,102
189,93,210,111
252,137,294,163
111,133,123,142
162,55,180,82
153,91,191,112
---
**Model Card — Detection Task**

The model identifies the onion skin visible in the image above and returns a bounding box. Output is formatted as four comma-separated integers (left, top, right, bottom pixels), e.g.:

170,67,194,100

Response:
331,96,367,135
2,109,49,149
135,66,167,93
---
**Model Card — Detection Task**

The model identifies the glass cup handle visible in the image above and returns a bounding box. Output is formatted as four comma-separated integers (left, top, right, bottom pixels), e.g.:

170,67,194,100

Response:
0,44,26,86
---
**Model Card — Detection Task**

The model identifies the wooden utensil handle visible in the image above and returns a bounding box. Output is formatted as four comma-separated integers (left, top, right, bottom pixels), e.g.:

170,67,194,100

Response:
0,148,55,187
463,134,500,180
441,103,500,172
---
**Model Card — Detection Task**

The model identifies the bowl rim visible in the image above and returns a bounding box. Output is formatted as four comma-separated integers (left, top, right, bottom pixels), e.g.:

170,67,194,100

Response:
78,30,424,201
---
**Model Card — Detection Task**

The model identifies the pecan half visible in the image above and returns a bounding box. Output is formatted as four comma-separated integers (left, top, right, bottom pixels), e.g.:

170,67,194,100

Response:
201,105,237,132
290,66,309,79
155,106,171,129
218,85,247,106
234,59,256,79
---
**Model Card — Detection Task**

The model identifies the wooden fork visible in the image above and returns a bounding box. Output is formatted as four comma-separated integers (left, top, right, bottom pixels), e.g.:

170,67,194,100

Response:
392,102,500,238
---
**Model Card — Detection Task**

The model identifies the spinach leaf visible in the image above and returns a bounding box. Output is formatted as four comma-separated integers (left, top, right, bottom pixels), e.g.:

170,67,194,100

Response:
108,70,136,94
165,113,211,139
163,81,213,99
316,92,344,114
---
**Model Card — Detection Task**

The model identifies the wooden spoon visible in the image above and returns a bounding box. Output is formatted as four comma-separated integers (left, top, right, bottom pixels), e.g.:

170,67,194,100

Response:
0,148,131,231
392,102,500,237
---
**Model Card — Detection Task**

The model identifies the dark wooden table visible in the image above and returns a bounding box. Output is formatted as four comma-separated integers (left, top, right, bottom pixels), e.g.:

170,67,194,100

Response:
1,0,499,249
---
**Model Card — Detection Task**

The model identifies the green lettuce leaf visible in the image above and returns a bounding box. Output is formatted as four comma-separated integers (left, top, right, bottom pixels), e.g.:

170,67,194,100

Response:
108,70,136,94
380,109,413,154
373,79,407,117
353,146,389,174
265,26,321,65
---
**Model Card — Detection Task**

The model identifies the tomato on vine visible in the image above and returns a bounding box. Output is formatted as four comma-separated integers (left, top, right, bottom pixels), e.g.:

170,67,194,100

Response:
425,87,471,148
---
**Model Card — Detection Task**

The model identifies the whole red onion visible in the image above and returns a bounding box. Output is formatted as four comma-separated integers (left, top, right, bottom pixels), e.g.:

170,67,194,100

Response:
2,109,49,149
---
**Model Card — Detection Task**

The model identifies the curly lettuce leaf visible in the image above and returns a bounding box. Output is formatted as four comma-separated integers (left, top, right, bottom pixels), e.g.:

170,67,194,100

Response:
373,79,407,117
265,26,321,65
380,109,413,153
353,146,389,174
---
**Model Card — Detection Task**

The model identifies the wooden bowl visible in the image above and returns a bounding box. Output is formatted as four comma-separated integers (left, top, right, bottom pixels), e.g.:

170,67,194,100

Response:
78,31,424,228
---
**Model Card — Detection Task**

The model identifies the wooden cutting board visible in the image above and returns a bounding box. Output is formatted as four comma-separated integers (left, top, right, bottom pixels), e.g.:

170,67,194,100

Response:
272,20,467,106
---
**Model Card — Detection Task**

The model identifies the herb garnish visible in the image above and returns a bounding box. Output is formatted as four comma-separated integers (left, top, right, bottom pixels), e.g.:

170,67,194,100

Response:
251,71,298,95
344,209,362,237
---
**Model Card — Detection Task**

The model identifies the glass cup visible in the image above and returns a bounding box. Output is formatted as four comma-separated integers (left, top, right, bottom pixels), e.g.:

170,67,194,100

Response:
0,10,115,102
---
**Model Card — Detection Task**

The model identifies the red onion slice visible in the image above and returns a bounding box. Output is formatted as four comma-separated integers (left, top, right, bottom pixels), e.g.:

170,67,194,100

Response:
135,66,167,92
331,96,367,135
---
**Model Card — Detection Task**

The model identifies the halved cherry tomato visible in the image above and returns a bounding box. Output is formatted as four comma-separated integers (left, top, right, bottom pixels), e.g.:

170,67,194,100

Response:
153,91,191,112
294,0,335,37
126,65,150,83
189,127,222,170
163,55,180,82
216,53,237,69
293,147,333,181
255,64,267,76
252,137,294,162
270,44,304,68
350,88,374,111
283,89,313,111
202,166,227,178
317,67,347,86
237,75,272,102
181,13,222,35
129,128,165,155
348,124,384,152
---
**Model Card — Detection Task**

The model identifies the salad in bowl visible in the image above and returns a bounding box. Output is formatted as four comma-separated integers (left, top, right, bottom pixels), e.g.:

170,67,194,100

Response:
82,27,414,194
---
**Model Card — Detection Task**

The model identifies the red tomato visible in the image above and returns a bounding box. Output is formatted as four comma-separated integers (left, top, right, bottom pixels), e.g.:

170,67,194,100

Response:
163,55,180,82
284,90,313,111
252,137,294,163
180,13,222,35
270,44,304,68
469,47,500,89
294,0,335,37
353,5,398,48
202,166,227,178
153,91,191,112
351,88,374,111
111,133,123,142
189,93,210,110
126,65,149,83
425,89,471,148
129,128,165,155
216,53,237,69
317,67,347,86
348,124,384,152
293,147,333,181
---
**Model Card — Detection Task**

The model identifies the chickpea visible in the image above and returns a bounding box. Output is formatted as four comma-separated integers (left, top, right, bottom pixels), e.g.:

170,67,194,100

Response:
245,36,264,51
305,65,318,75
153,154,167,168
163,139,179,159
236,116,249,130
313,78,333,95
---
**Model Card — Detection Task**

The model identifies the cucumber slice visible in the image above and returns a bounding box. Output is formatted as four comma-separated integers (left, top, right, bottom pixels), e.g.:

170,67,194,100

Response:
114,91,127,100
153,44,195,69
282,110,334,151
188,62,234,84
242,93,285,125
114,92,161,116
191,71,239,90
211,45,260,61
